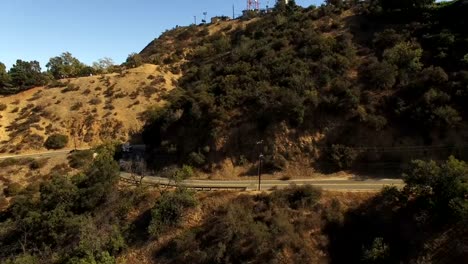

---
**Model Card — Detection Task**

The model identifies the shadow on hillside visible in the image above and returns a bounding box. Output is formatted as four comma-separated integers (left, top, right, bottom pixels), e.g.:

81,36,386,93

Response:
126,209,152,246
324,191,468,264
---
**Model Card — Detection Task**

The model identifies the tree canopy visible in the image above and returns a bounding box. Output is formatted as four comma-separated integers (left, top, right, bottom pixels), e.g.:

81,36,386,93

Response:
46,52,86,79
7,60,46,92
0,62,10,91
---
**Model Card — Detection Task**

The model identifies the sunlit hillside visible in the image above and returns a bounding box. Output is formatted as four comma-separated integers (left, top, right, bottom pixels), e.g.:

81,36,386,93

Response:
0,64,179,154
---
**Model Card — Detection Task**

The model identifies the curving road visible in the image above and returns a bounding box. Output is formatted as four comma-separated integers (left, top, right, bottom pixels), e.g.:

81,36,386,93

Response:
0,150,404,192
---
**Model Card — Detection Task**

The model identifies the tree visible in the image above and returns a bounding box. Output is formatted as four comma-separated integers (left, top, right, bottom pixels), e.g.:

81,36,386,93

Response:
433,105,462,127
0,62,13,95
8,60,45,89
40,175,79,211
329,144,359,170
360,58,397,90
125,53,143,68
46,52,86,79
275,0,299,13
383,42,423,84
403,156,468,220
77,143,120,210
92,57,115,74
44,134,69,149
0,62,10,88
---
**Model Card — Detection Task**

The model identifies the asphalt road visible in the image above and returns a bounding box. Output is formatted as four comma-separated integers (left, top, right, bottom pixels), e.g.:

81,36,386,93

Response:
0,150,404,192
121,173,404,192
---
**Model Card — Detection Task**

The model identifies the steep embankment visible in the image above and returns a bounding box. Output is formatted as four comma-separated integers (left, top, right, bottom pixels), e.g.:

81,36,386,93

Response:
0,64,179,154
140,1,468,174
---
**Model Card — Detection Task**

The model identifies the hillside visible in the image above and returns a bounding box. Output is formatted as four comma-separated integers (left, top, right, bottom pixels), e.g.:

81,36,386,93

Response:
139,0,468,175
0,1,467,263
0,64,179,154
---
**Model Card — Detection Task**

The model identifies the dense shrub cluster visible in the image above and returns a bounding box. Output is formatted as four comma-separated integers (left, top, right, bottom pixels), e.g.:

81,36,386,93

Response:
148,188,197,237
327,156,468,263
0,144,125,263
157,185,324,263
44,134,69,149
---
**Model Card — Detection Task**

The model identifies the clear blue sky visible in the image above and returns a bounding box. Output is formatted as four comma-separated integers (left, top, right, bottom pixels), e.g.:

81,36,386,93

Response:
0,0,323,70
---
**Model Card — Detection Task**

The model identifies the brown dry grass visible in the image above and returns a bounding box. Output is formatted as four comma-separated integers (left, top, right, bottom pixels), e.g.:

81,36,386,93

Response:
193,157,354,181
0,64,180,154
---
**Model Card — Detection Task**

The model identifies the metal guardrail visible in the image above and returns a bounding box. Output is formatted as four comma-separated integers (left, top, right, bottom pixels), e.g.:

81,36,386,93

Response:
119,176,248,191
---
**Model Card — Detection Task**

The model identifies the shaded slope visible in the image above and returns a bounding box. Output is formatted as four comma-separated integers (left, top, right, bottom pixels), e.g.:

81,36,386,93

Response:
141,2,468,172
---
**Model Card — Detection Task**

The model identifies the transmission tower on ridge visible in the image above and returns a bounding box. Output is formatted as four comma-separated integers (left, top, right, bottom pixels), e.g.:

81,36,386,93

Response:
247,0,260,11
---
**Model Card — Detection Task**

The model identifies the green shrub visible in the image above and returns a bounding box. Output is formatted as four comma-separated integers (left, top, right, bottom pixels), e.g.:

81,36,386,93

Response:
272,185,323,209
47,79,67,88
125,53,143,68
148,188,197,237
0,158,18,168
70,102,83,111
62,84,79,93
188,152,205,166
360,58,397,90
68,150,94,169
433,105,462,127
176,165,194,180
29,158,48,170
329,144,359,169
366,114,388,131
89,98,102,105
362,237,390,263
4,182,22,197
383,41,423,83
143,86,157,97
462,53,468,65
44,134,69,149
4,254,38,264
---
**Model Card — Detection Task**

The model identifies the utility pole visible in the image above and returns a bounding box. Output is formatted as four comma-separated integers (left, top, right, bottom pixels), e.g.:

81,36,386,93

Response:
233,4,235,19
256,140,264,191
194,16,197,25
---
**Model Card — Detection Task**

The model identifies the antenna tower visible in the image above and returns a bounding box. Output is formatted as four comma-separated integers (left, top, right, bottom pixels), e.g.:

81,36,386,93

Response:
247,0,260,10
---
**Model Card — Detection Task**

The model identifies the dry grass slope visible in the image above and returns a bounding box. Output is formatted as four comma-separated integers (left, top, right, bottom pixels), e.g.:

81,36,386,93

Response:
0,64,180,154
